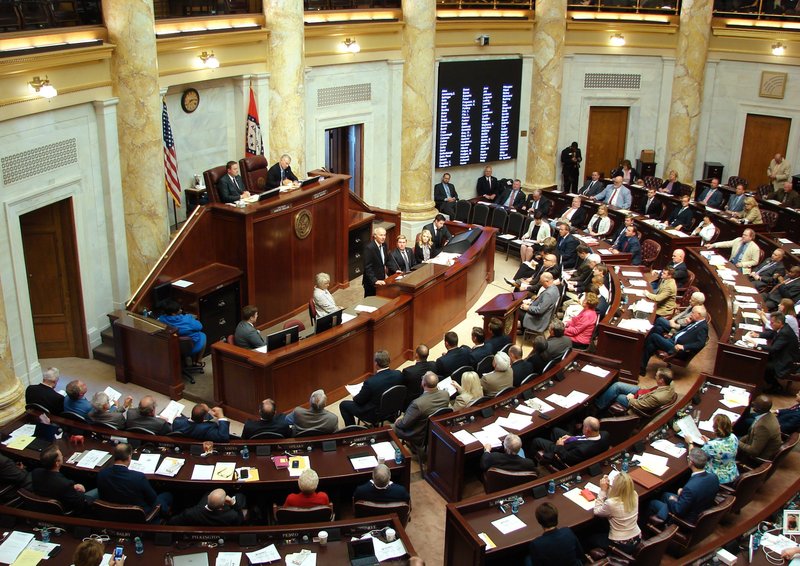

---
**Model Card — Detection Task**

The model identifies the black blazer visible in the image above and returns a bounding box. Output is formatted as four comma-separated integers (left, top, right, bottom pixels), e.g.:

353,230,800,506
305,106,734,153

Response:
390,247,416,273
266,162,298,189
414,243,437,263
671,320,709,357
765,277,800,308
556,234,580,268
352,369,403,413
422,222,452,250
670,262,689,289
217,174,245,203
560,206,587,229
660,179,689,197
512,359,533,387
169,495,246,526
97,465,159,512
760,324,800,379
401,361,437,406
751,260,785,287
526,196,552,217
25,383,64,414
435,346,472,377
579,179,605,197
611,167,639,182
32,469,90,513
639,197,664,218
479,450,537,473
0,453,31,490
476,175,499,201
362,240,392,296
668,206,694,229
434,182,458,208
242,414,291,439
553,431,611,466
486,334,512,354
469,344,494,368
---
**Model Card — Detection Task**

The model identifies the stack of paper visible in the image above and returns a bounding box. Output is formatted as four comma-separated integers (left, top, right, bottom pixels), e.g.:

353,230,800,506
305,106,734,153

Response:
472,430,502,448
212,462,237,481
345,383,363,397
624,288,647,297
371,441,397,461
245,544,281,564
523,398,556,413
632,452,670,476
632,300,655,313
491,514,527,534
76,450,111,469
0,532,34,564
621,271,641,277
777,238,793,244
720,386,750,408
582,365,610,378
494,413,532,431
354,304,377,313
158,400,185,424
128,453,161,474
651,438,687,458
155,457,185,477
545,391,588,408
350,454,379,470
437,377,457,397
628,279,648,287
191,465,214,480
707,255,727,266
453,430,480,445
734,294,757,303
288,455,310,477
564,487,595,510
372,537,407,561
734,285,758,294
617,318,654,333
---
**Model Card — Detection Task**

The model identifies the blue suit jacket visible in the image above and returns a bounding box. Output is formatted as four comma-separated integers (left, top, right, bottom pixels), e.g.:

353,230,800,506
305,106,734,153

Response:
669,206,694,229
777,405,800,434
698,187,724,208
669,470,719,523
596,185,632,210
672,320,709,356
63,397,92,418
172,416,231,442
352,369,403,413
557,233,580,268
614,234,642,265
726,193,745,213
97,465,158,512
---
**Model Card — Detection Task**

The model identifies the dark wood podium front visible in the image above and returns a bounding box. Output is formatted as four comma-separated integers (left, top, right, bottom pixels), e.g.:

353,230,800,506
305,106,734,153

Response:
476,291,527,339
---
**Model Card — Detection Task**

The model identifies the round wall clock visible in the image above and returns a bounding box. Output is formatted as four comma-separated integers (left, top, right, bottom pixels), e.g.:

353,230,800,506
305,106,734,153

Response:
181,88,200,113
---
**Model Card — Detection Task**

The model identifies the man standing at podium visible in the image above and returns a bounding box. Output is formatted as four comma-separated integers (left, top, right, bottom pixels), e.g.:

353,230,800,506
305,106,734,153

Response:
363,226,393,297
217,161,249,203
267,153,299,189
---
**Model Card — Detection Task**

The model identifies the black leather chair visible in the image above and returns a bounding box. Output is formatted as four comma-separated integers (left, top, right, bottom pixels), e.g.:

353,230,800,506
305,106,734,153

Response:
454,199,471,223
476,355,494,375
719,462,770,516
647,495,735,556
17,488,68,515
202,165,228,204
25,403,49,414
589,524,679,565
359,385,407,427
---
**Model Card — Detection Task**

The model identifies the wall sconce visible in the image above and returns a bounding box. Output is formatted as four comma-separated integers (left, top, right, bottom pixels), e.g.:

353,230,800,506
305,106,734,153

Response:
199,51,220,69
609,34,626,47
29,76,57,98
772,42,786,56
342,38,360,54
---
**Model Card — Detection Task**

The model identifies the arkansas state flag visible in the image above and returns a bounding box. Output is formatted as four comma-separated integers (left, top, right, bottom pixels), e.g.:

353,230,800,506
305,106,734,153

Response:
245,87,264,157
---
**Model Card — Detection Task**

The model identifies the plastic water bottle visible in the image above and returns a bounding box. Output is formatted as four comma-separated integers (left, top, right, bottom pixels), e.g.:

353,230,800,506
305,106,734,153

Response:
394,447,403,464
241,445,249,460
511,498,520,514
621,453,630,473
135,536,144,555
547,480,556,495
41,529,49,543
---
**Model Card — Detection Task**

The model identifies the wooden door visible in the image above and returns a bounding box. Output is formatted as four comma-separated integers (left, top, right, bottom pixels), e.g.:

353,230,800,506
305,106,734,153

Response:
325,124,364,198
739,114,791,187
585,106,629,180
20,199,88,358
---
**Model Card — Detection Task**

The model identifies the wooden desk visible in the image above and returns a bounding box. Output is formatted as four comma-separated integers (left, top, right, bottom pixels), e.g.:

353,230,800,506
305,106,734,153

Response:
476,292,527,339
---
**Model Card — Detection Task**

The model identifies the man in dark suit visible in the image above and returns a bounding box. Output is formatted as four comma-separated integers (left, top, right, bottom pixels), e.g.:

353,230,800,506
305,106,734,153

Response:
579,171,605,197
242,398,291,439
526,189,552,217
697,178,724,208
486,317,512,353
234,305,265,349
97,443,172,518
362,226,392,297
434,172,459,217
266,153,298,189
422,214,452,252
435,332,472,377
498,179,526,209
668,195,694,231
611,225,642,265
529,416,610,467
556,222,580,269
125,395,171,435
774,391,800,434
401,344,437,408
389,234,416,273
725,183,747,213
468,327,493,368
641,306,708,375
25,367,63,414
560,142,582,193
750,248,786,291
512,253,561,296
479,433,537,473
737,395,782,460
353,463,410,503
667,249,689,289
169,488,247,526
753,312,800,394
32,446,96,514
173,403,231,442
555,196,588,229
0,453,31,490
647,448,719,523
340,350,403,426
762,266,800,310
768,180,800,208
608,214,635,244
509,345,533,387
476,165,499,202
639,187,664,218
393,371,450,447
217,161,249,203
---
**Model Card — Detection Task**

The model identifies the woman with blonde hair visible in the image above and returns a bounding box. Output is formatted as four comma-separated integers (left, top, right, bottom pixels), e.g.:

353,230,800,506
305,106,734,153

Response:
589,471,641,553
451,371,483,410
735,197,763,224
587,204,612,238
415,229,434,262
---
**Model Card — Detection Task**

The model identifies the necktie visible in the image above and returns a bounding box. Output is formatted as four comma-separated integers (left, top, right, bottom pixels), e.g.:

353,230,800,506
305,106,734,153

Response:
622,239,629,252
674,321,696,343
610,189,619,206
646,199,653,212
232,176,239,189
402,250,410,272
704,189,714,204
731,242,748,265
281,168,285,182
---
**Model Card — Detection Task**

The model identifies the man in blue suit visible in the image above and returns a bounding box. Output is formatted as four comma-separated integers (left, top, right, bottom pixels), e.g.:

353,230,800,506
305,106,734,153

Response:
725,183,747,213
173,403,231,442
648,448,719,523
775,391,800,434
697,178,725,208
340,350,402,426
556,222,580,269
594,176,632,210
668,195,695,232
498,179,527,209
611,225,642,265
641,306,708,376
97,443,172,519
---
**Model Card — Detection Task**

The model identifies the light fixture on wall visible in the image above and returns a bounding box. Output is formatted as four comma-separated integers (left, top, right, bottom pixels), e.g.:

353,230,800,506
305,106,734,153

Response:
199,51,220,68
29,76,57,98
772,42,786,56
342,38,361,54
609,33,626,47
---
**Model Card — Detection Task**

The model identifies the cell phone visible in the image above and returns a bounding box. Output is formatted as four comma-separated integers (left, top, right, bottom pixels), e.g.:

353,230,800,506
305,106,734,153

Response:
291,460,300,469
239,468,249,479
114,546,124,560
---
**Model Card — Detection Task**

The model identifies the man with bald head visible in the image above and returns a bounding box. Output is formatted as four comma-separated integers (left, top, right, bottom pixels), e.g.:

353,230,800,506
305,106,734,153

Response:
169,488,247,526
353,463,410,503
529,416,609,466
126,396,172,435
393,371,449,448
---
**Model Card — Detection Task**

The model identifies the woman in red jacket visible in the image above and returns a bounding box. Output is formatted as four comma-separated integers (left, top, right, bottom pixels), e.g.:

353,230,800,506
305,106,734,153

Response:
564,293,599,349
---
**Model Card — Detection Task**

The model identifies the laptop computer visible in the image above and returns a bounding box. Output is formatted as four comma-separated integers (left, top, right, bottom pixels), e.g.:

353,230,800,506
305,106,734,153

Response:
258,187,281,201
171,553,210,566
348,538,379,566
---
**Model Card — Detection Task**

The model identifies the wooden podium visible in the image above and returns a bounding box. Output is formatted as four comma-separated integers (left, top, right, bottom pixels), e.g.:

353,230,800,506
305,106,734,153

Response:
476,291,527,341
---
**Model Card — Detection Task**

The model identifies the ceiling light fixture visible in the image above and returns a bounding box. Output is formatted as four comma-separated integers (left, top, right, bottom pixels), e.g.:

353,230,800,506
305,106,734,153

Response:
29,76,57,98
343,38,361,53
609,33,626,47
199,51,220,69
772,42,786,55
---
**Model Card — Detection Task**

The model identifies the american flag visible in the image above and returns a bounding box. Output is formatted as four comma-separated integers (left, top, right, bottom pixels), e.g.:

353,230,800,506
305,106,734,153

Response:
245,87,264,157
162,99,181,206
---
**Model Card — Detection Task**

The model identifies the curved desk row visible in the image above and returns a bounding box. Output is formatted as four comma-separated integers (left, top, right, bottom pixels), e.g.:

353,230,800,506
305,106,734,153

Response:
443,374,754,566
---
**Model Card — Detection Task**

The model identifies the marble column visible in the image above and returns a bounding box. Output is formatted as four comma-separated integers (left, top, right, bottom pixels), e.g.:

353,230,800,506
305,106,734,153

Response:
0,280,25,425
663,0,714,182
396,0,437,222
264,0,305,171
102,0,169,289
526,0,567,190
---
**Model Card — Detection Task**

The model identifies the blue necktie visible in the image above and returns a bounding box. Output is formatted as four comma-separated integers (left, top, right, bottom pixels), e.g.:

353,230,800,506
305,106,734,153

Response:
731,242,748,265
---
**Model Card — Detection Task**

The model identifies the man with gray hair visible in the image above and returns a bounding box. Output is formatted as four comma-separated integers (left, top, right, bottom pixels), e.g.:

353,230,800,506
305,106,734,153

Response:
126,395,171,435
88,391,132,428
520,272,560,337
650,292,706,337
393,372,449,448
340,350,402,426
529,416,609,467
267,153,298,188
290,389,338,434
480,352,514,396
479,433,537,474
353,463,410,503
647,447,719,523
25,367,64,414
641,305,708,376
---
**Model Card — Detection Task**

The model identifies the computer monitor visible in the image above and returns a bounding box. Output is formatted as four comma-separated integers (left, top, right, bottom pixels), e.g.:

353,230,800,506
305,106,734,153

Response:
258,187,281,201
265,325,300,352
315,308,344,334
300,176,322,187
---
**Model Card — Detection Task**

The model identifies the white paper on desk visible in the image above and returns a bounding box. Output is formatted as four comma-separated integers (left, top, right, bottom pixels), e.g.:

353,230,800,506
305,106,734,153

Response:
354,304,377,313
215,552,242,566
159,400,185,424
734,285,758,294
741,311,761,320
652,438,687,458
734,294,756,303
563,391,589,407
617,319,653,333
582,365,610,378
341,312,357,324
254,345,267,353
437,377,457,397
472,430,502,448
156,457,185,477
624,289,647,297
345,383,363,397
708,255,728,266
597,249,612,255
286,551,316,566
288,456,311,477
0,531,34,564
698,419,714,432
515,403,535,415
76,449,109,469
482,422,510,439
351,455,379,470
711,408,741,422
25,540,59,558
495,414,532,431
172,279,193,288
103,386,122,405
778,238,793,244
564,487,596,510
491,513,527,534
246,544,281,564
621,271,641,277
453,429,480,445
666,229,689,237
628,279,648,287
632,452,670,476
525,398,556,413
675,415,705,446
738,323,763,332
371,441,396,462
129,453,160,475
793,248,800,254
372,537,407,562
9,424,36,438
191,464,214,481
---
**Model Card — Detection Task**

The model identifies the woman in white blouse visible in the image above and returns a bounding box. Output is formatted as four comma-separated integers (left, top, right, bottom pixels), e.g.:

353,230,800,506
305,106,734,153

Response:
519,211,551,263
587,204,612,237
590,472,641,554
312,272,340,317
691,215,717,244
